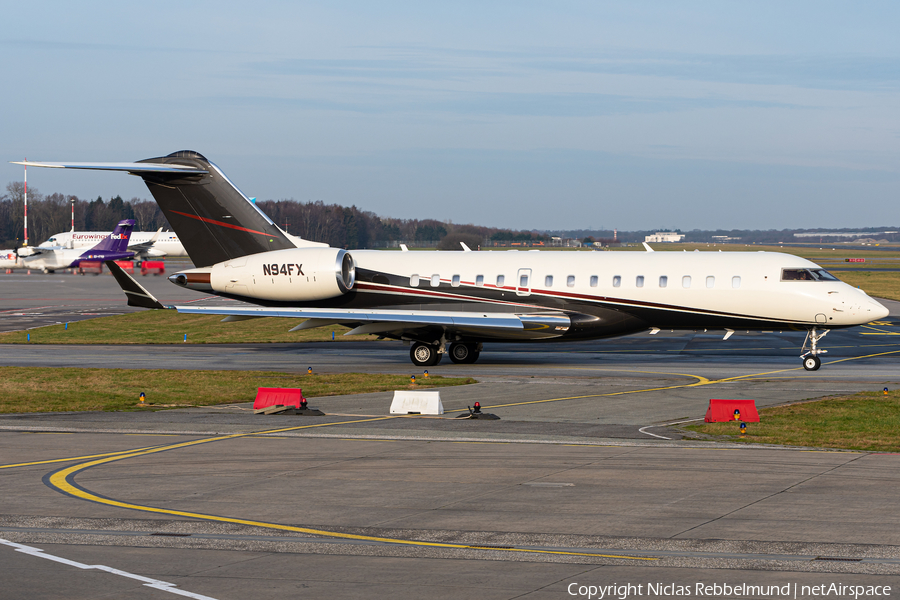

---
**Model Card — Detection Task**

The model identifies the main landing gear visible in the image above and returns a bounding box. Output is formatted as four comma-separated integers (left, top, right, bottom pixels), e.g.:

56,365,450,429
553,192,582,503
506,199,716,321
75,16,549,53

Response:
800,327,829,371
410,342,442,367
448,342,480,364
409,342,482,366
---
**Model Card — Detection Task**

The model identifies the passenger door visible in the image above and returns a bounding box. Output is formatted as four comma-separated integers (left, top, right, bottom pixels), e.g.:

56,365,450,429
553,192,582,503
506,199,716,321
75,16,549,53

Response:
516,268,532,296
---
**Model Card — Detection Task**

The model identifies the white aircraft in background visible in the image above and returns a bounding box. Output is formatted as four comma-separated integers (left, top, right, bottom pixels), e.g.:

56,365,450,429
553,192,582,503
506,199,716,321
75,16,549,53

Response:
15,151,890,371
15,220,136,273
40,229,187,258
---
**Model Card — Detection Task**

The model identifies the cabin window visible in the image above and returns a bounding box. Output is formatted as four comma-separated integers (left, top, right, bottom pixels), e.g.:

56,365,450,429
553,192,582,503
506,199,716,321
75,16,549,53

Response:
659,276,667,288
732,276,741,289
567,275,575,287
636,275,644,288
475,275,484,286
520,274,529,287
590,275,598,287
706,276,715,288
496,275,505,287
613,275,621,287
545,275,553,287
682,276,691,288
431,274,440,287
410,274,419,287
451,274,460,287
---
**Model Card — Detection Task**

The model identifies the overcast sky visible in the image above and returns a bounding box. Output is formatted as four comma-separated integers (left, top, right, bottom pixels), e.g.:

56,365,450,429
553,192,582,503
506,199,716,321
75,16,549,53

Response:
2,1,898,231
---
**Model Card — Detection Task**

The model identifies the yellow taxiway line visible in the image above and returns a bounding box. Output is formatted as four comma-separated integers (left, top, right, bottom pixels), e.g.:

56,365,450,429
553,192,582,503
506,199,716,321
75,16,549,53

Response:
43,416,654,561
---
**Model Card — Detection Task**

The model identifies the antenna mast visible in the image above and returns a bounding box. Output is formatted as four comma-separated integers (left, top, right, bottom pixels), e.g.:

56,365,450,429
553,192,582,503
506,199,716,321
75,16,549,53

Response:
23,159,28,246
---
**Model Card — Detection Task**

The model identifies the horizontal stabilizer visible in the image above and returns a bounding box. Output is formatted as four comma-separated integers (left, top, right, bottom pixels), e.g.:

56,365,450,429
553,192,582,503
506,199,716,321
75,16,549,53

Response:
105,261,167,309
11,161,207,174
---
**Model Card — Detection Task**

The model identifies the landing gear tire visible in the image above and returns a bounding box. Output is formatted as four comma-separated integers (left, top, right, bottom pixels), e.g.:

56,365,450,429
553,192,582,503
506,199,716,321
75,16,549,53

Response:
803,356,821,371
449,343,480,364
410,343,442,367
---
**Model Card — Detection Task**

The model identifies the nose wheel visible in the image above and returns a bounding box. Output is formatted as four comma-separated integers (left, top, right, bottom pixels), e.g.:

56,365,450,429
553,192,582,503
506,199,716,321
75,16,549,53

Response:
803,355,821,371
800,327,829,371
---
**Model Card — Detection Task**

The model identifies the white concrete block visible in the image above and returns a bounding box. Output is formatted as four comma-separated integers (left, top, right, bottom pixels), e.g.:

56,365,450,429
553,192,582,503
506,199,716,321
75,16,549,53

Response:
390,390,443,415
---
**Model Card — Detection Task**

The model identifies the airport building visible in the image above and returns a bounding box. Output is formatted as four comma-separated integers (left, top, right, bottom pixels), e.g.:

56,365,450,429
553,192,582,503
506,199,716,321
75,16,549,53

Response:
644,231,685,243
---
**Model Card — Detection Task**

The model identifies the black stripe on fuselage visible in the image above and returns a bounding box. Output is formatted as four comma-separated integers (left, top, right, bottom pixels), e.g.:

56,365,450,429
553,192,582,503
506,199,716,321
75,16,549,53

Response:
202,270,826,341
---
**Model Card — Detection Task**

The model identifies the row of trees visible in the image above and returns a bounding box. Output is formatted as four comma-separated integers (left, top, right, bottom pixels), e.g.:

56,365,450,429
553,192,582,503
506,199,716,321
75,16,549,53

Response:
1,182,170,247
0,183,549,249
255,200,552,249
12,181,886,250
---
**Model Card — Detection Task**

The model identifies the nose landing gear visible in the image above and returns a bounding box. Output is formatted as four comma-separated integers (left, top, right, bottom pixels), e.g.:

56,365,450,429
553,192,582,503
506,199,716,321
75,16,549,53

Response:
800,327,829,371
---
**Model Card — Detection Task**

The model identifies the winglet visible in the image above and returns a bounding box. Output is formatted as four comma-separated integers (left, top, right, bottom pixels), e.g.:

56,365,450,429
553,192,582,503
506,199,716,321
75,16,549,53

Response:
460,242,472,252
105,261,168,309
642,242,654,252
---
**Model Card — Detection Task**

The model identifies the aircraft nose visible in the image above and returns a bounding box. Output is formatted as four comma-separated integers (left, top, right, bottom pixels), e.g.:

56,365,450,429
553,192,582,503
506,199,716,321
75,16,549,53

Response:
871,299,890,321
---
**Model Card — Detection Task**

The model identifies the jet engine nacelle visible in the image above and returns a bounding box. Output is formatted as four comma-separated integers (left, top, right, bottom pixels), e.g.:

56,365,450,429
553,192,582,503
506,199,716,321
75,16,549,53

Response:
209,248,355,301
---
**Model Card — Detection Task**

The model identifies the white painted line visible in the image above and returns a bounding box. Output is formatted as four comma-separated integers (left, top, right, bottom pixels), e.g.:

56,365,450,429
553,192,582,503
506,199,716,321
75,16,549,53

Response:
0,538,219,600
637,426,671,440
522,482,575,487
662,417,705,426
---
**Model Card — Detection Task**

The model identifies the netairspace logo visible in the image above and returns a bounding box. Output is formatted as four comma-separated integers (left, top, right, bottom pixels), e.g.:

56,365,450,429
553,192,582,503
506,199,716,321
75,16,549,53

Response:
567,582,892,599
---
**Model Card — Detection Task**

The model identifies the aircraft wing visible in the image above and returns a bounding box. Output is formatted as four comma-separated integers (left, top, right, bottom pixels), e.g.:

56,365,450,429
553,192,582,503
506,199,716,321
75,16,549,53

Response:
16,246,54,257
178,305,520,330
104,262,570,338
174,305,570,339
127,228,166,257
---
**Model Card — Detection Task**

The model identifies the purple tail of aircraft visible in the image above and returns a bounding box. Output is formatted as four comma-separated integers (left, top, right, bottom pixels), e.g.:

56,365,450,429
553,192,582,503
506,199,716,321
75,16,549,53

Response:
71,219,135,266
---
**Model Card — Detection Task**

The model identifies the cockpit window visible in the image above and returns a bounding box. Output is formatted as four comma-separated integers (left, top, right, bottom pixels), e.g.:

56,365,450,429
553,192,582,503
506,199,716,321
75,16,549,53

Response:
781,268,839,281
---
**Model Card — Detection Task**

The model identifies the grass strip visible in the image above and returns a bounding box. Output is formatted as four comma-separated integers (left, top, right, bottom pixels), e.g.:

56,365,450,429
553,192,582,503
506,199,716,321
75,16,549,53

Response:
0,367,475,413
834,271,900,302
684,391,900,452
0,310,376,344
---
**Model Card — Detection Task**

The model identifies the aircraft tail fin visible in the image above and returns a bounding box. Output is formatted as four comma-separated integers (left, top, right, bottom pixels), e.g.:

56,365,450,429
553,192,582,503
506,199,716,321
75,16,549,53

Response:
86,220,134,254
134,151,296,266
12,152,298,267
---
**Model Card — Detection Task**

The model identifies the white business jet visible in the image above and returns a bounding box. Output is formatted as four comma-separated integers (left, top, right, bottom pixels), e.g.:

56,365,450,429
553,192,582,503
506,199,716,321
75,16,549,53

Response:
14,151,889,370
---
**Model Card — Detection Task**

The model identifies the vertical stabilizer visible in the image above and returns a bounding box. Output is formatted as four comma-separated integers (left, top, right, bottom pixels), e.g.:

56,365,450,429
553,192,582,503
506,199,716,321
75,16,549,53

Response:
134,151,296,266
84,220,135,254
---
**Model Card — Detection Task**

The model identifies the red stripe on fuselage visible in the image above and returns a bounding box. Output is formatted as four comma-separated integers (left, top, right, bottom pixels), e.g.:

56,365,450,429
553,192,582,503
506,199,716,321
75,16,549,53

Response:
170,210,272,237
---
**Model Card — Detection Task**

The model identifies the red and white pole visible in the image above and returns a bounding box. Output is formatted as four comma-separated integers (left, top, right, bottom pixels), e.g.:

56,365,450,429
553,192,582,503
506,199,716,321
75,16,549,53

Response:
71,198,75,232
23,159,28,247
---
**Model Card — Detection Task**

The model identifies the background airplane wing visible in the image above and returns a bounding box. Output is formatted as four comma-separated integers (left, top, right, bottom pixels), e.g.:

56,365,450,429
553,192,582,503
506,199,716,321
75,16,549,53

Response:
127,229,165,257
16,246,53,257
